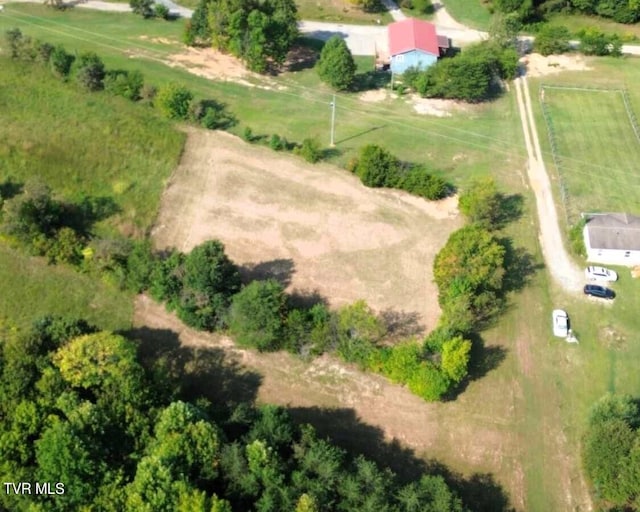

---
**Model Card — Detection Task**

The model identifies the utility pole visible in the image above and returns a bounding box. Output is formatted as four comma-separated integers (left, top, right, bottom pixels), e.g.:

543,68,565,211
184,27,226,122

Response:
329,94,336,147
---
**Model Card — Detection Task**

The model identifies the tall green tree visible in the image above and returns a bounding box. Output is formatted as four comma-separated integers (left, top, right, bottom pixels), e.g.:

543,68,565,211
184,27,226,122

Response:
174,240,241,330
316,36,357,91
228,279,288,351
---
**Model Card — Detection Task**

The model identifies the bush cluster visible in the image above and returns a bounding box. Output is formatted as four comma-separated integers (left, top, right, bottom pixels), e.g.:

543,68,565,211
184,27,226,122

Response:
4,29,237,129
350,144,450,200
578,27,623,56
403,41,518,103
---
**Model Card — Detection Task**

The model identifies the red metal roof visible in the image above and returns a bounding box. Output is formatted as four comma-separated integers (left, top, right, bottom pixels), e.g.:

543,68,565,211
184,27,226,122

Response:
388,18,440,57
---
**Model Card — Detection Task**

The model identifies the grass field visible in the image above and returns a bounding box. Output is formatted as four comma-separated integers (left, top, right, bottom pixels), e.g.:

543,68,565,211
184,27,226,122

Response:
0,4,524,186
540,85,640,223
0,245,133,331
0,59,185,237
441,0,492,30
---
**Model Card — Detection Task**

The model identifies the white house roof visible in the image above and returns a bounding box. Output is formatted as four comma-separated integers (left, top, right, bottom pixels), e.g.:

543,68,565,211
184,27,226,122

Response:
585,213,640,251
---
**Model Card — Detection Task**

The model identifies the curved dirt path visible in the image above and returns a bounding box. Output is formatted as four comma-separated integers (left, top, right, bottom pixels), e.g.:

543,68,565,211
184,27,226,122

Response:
514,75,583,292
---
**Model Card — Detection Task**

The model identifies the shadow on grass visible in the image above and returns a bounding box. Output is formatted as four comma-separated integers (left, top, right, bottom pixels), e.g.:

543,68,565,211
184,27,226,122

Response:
335,125,386,145
499,237,544,294
0,178,23,200
126,326,262,409
444,332,508,401
287,287,329,309
495,193,524,228
379,308,424,339
288,406,514,511
239,258,296,287
352,70,391,92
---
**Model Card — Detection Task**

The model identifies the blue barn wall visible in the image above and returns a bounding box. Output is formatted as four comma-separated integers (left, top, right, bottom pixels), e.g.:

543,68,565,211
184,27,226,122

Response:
390,49,438,74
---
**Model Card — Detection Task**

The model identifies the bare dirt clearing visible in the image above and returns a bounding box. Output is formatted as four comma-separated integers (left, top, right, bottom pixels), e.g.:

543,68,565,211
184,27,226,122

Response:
522,53,592,77
409,94,474,117
152,128,461,331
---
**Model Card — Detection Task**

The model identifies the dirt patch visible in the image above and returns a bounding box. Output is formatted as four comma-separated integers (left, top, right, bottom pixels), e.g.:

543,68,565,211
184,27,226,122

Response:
152,128,461,332
522,53,592,77
164,47,261,85
409,94,471,117
138,35,177,45
359,89,388,103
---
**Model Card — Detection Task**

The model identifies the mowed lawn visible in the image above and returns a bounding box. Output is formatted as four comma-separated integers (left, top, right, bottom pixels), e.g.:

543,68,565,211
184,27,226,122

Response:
540,86,640,223
440,0,492,30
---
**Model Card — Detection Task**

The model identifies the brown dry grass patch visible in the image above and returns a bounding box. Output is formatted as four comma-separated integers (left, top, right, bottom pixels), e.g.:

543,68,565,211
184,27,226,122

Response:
152,127,461,332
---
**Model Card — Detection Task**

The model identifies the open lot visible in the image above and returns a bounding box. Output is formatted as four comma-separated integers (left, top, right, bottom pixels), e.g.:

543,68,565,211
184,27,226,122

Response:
540,85,640,224
152,128,462,331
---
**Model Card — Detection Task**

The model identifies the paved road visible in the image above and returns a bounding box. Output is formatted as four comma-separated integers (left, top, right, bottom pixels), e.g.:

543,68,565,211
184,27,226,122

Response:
514,75,583,292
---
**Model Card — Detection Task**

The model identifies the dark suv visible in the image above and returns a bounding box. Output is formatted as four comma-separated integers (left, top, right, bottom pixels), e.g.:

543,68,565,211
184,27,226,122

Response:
584,284,615,299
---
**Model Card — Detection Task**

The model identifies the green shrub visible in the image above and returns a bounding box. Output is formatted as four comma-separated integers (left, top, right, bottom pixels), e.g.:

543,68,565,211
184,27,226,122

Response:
295,138,322,163
74,52,106,92
154,3,171,19
354,144,400,188
569,218,587,257
242,126,254,142
534,25,571,56
50,45,75,79
46,227,84,265
399,166,448,200
269,134,287,151
155,83,194,120
104,70,144,101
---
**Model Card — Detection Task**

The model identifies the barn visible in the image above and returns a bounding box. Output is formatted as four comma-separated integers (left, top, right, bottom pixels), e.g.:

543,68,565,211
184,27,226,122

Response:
583,212,640,266
387,18,450,75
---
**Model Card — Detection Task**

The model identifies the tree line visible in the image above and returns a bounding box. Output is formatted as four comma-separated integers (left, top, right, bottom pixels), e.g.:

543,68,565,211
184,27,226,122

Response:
0,316,477,511
493,0,640,24
184,0,299,72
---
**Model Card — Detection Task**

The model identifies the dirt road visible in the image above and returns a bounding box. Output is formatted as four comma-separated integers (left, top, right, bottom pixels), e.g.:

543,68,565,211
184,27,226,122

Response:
513,75,583,292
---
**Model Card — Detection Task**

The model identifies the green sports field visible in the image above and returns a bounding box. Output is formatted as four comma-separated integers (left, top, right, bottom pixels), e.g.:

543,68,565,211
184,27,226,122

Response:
540,85,640,223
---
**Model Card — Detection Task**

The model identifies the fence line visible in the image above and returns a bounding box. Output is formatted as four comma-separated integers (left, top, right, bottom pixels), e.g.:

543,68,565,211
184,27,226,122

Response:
621,89,640,144
539,85,571,224
540,84,622,93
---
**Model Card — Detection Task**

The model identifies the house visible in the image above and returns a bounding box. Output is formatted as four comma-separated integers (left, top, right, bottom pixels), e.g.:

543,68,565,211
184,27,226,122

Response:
583,213,640,266
387,18,450,75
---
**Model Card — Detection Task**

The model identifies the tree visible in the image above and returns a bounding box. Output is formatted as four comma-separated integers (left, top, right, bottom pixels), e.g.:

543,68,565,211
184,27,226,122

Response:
534,25,571,56
316,36,357,91
203,0,298,72
458,177,502,228
75,52,106,91
174,240,241,330
228,279,288,351
155,83,194,120
434,224,506,330
35,420,99,508
440,336,472,383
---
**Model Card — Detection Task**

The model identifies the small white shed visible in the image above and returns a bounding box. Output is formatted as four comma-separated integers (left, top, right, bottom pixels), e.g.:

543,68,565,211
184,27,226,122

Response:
583,212,640,266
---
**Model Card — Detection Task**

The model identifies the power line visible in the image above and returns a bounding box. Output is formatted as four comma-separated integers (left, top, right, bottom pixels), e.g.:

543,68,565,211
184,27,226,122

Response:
3,6,640,187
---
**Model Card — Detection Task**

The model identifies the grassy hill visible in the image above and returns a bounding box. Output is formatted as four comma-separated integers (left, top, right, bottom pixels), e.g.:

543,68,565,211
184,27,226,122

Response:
0,59,185,329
